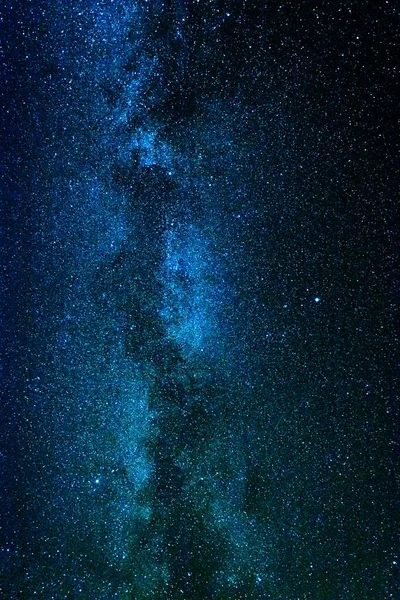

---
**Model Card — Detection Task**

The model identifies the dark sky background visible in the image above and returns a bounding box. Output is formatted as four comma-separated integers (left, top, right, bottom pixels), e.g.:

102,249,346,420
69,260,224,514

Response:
1,1,399,599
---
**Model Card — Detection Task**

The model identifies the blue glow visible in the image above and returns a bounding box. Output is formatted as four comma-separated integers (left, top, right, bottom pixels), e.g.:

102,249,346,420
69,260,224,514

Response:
160,224,227,358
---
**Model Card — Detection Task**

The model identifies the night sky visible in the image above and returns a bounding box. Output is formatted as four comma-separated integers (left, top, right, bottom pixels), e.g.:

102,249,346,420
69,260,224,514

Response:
1,1,399,599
